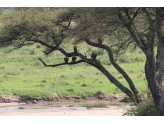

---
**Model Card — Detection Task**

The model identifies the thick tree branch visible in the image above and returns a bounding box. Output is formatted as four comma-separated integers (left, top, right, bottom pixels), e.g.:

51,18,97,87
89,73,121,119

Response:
84,38,139,100
38,57,85,67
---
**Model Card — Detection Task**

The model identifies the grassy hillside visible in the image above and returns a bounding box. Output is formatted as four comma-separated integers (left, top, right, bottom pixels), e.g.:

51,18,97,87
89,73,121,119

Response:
0,42,149,99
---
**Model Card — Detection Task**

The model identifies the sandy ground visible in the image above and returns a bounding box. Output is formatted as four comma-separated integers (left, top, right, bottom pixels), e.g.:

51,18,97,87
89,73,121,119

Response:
0,103,126,116
0,108,125,116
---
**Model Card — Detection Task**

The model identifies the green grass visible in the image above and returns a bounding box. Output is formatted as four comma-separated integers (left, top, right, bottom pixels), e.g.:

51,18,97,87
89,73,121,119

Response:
79,104,108,108
0,43,150,99
18,107,25,109
108,103,122,107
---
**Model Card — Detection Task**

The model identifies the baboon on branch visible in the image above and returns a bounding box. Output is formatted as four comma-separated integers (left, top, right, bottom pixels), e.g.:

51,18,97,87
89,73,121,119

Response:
74,46,77,54
98,38,102,44
72,56,77,63
64,57,69,63
91,52,97,60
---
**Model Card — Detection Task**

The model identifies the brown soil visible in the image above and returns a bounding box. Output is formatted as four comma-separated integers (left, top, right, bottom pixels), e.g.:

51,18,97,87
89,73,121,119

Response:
0,93,126,103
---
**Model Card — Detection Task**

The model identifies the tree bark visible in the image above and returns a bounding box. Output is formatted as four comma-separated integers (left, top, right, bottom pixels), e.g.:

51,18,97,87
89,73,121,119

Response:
85,38,140,103
145,14,164,116
156,16,164,86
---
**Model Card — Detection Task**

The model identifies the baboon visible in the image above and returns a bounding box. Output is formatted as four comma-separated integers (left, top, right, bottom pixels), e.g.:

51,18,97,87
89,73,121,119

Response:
91,52,97,60
74,46,77,54
72,56,77,62
98,38,102,44
64,57,69,63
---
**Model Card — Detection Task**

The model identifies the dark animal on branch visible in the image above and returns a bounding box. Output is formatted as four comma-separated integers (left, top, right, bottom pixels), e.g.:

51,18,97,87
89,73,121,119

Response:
72,56,77,63
91,52,97,60
74,46,77,54
64,57,69,63
98,38,102,44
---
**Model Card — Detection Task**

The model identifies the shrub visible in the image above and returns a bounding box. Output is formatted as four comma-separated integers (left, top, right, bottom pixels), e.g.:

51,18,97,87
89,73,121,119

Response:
29,50,35,55
118,55,131,63
95,91,105,97
41,80,47,83
67,88,74,92
21,68,24,70
79,104,107,108
129,70,134,73
19,107,25,109
60,74,67,78
123,97,157,116
81,83,87,87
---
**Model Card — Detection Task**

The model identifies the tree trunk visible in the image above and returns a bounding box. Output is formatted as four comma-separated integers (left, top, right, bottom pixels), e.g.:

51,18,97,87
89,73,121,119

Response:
145,15,164,115
156,16,164,86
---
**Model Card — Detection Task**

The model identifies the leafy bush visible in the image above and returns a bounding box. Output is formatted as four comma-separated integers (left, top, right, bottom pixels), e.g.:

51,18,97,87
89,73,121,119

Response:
118,55,131,63
123,97,157,116
129,70,134,73
41,80,47,83
81,83,87,87
29,50,35,55
19,107,25,109
94,90,105,97
67,88,74,92
79,104,107,108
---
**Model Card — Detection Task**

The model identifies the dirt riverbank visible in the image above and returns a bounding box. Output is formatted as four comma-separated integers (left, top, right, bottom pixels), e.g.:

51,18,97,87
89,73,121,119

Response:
0,93,133,116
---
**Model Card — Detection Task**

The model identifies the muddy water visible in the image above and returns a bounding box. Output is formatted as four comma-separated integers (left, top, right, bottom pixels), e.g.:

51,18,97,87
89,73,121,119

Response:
0,101,132,113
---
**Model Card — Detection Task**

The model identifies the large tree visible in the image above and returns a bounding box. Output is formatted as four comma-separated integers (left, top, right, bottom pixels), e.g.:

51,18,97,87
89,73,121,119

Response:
0,7,164,115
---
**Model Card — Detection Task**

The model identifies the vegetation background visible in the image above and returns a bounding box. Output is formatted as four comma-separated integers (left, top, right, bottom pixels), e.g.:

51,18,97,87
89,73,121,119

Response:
0,7,150,100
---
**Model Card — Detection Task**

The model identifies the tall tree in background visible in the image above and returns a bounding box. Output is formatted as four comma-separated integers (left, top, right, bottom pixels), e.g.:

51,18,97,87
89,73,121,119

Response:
0,7,164,115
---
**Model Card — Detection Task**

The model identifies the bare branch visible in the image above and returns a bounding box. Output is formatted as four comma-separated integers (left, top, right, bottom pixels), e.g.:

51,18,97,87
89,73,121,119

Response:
118,13,147,54
38,57,85,67
131,8,141,22
143,8,152,22
31,39,54,48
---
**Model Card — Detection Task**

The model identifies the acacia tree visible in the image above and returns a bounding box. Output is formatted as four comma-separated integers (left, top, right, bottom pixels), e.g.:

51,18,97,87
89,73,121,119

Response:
0,7,164,115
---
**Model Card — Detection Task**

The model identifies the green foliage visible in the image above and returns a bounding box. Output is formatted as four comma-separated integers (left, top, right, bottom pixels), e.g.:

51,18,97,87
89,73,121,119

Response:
0,43,147,99
123,97,157,116
18,107,25,109
41,80,47,83
81,83,87,87
79,104,107,108
94,90,105,97
108,103,122,107
67,88,74,92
